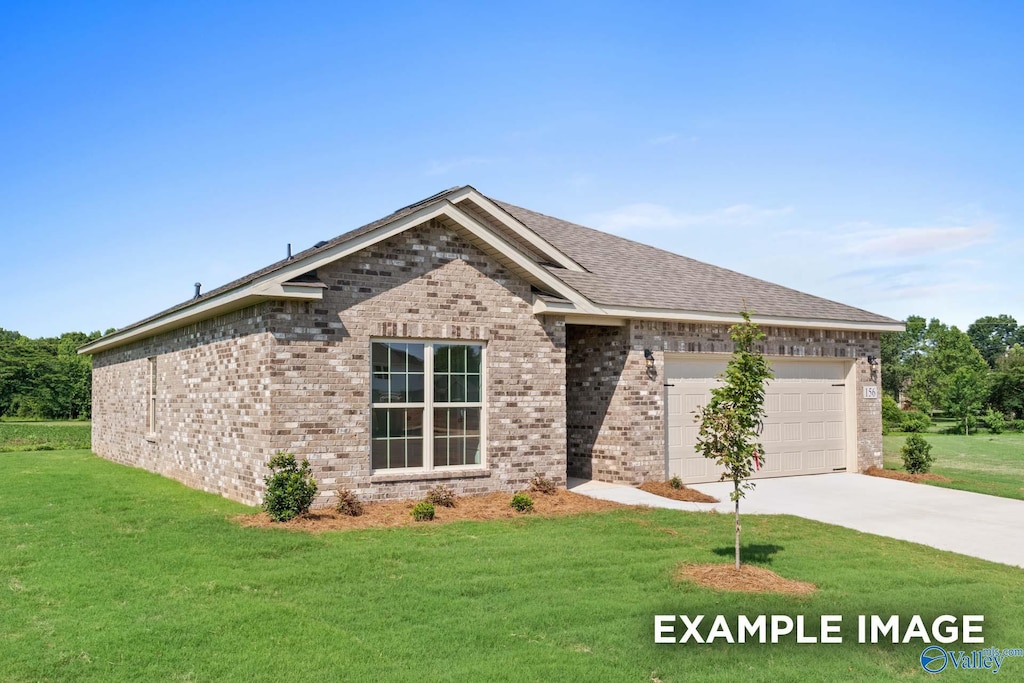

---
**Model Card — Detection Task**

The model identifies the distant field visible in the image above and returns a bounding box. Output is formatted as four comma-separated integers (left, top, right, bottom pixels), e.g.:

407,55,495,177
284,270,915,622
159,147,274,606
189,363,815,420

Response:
883,432,1024,500
0,421,91,452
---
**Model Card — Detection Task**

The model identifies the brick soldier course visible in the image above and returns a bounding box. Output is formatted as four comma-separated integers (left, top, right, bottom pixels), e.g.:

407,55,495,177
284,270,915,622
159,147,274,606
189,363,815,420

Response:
81,186,900,506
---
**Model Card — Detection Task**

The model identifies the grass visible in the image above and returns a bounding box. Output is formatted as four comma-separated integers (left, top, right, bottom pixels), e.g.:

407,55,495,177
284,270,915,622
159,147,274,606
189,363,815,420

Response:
883,431,1024,500
0,421,91,452
3,451,1024,681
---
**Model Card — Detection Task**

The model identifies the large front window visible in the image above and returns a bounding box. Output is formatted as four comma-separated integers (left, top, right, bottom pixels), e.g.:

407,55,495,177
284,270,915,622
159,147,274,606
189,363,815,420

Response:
371,341,483,471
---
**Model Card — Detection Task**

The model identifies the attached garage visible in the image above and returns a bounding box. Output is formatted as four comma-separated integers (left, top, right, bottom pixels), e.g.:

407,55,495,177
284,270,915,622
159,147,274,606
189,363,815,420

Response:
665,356,855,484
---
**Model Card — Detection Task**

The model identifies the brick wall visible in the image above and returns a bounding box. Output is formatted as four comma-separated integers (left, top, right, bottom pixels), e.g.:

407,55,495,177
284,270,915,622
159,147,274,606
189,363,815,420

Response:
91,219,567,506
91,305,276,504
565,320,882,484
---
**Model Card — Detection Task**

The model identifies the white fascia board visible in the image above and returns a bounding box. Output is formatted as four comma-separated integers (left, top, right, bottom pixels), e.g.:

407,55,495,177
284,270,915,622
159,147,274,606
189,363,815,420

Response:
79,202,450,356
81,199,602,355
447,187,587,273
78,291,282,355
441,202,601,314
532,299,905,332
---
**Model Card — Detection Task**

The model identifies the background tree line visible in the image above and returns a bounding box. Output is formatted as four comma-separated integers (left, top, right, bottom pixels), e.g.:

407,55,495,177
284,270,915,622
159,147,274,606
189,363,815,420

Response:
0,328,108,420
881,314,1024,434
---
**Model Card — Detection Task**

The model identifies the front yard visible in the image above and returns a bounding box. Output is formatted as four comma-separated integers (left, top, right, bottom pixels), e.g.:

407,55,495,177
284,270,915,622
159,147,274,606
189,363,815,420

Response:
883,432,1024,501
2,450,1023,681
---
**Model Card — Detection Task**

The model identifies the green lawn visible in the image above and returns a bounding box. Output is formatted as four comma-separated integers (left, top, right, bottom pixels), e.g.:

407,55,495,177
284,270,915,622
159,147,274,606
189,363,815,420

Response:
0,421,91,452
2,451,1023,682
883,432,1024,500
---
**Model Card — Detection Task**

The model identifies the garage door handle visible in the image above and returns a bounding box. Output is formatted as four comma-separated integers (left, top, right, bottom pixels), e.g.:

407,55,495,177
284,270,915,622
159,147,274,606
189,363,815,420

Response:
831,383,845,386
663,383,675,387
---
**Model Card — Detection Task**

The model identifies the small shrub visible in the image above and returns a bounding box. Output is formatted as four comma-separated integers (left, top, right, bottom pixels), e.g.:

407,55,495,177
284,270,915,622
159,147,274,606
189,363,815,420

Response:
899,410,932,433
901,434,934,474
425,484,457,507
528,472,557,495
1008,419,1024,433
509,492,534,513
668,475,683,490
335,488,363,517
985,408,1006,435
263,452,318,522
881,395,903,434
411,501,435,521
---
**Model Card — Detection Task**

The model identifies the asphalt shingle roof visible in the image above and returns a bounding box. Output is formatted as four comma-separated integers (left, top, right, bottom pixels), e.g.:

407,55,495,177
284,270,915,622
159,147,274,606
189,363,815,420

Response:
491,199,897,325
108,185,897,339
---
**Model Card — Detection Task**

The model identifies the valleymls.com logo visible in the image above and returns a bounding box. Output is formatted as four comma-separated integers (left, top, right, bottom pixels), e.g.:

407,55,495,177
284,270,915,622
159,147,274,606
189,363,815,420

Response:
920,645,1024,675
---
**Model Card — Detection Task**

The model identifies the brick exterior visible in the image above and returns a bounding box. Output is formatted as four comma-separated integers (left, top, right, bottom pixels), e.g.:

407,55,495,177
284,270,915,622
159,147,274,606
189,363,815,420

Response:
92,218,885,505
566,320,882,484
92,219,566,506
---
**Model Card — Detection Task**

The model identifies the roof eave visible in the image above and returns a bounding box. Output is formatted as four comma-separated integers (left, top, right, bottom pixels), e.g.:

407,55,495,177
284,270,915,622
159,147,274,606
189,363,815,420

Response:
532,299,905,332
81,196,603,355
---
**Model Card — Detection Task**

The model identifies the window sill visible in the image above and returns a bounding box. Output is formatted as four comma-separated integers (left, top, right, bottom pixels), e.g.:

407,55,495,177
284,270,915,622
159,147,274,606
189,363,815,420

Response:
370,468,491,484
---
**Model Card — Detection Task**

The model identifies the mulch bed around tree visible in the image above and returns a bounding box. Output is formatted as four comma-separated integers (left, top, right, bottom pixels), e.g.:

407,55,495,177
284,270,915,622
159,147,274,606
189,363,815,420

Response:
638,481,720,503
865,466,952,484
236,489,627,532
676,563,817,594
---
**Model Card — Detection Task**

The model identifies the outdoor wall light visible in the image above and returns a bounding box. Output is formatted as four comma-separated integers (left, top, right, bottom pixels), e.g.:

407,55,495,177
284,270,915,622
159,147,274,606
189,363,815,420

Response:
644,348,655,372
867,355,879,382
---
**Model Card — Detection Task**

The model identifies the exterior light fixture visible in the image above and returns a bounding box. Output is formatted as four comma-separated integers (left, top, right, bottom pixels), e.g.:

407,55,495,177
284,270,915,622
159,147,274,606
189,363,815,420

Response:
867,355,879,382
644,348,655,372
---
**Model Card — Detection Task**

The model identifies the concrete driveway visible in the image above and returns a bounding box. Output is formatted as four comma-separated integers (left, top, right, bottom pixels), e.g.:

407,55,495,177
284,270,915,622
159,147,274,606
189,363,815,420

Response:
569,473,1024,569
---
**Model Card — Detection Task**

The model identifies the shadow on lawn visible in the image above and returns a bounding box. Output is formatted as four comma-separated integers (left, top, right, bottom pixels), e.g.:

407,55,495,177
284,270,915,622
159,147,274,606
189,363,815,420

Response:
712,544,784,563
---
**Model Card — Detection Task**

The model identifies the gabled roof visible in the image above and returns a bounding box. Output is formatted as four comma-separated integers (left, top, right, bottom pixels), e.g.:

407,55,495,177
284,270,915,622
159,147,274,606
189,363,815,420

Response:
494,201,899,326
80,186,901,355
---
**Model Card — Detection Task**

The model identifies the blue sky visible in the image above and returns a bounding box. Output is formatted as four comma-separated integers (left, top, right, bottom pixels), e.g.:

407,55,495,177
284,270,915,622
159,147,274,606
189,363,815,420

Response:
2,1,1022,337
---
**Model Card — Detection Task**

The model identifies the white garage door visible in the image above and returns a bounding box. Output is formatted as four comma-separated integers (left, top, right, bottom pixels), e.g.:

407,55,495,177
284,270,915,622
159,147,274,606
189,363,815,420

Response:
665,356,849,484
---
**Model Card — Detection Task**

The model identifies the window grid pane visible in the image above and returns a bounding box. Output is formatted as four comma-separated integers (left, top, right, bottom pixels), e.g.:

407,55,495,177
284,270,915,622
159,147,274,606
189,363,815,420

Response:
372,342,482,471
433,407,481,467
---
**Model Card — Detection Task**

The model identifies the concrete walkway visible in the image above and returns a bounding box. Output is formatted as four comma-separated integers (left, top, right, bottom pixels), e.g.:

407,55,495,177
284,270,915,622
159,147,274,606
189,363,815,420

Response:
568,474,1024,569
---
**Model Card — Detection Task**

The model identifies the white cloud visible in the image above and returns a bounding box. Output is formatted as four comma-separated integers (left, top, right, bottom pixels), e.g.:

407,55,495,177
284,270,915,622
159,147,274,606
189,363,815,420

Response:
424,157,492,176
647,133,699,145
837,223,994,258
648,133,679,145
592,203,793,234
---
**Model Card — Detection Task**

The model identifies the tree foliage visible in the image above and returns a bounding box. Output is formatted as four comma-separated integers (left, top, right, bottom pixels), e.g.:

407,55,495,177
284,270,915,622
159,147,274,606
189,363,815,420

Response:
882,313,1024,429
967,315,1020,368
694,311,773,569
0,328,104,419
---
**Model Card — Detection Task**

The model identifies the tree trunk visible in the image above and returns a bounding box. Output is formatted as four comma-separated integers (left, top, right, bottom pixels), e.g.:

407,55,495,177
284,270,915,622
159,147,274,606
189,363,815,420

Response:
734,480,741,570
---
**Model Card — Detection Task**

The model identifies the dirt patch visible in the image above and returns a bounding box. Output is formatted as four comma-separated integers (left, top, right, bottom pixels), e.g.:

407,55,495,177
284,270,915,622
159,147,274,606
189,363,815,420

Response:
236,489,627,532
638,481,719,503
865,466,952,483
676,563,817,594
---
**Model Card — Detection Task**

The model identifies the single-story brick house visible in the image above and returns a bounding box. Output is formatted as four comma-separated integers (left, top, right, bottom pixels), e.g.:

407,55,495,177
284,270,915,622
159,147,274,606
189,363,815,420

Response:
80,186,902,506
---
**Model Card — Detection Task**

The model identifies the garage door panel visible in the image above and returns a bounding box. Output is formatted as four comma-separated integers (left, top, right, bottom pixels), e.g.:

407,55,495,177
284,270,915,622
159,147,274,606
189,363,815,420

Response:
781,422,802,442
666,357,848,484
781,394,802,412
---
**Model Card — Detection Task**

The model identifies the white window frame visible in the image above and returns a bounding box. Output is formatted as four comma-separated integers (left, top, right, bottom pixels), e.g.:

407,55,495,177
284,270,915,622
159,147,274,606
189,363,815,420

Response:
370,339,486,473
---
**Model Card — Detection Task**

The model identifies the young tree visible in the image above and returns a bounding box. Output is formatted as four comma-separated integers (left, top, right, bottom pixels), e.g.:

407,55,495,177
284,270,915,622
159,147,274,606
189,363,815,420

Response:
693,311,773,569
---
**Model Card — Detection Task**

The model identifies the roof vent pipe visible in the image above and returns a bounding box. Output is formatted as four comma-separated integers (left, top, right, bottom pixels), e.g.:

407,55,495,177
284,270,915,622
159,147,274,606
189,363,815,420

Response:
287,243,292,260
194,282,202,299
